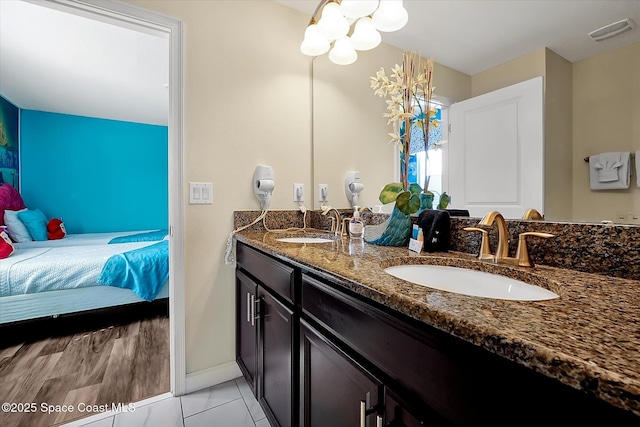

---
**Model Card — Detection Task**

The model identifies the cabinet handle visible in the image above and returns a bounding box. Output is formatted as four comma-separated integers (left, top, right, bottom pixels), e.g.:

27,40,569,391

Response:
246,292,251,323
250,294,255,326
376,415,383,427
360,401,366,427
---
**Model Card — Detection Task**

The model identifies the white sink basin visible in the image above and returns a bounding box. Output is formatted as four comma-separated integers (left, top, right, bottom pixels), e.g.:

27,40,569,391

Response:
276,237,336,243
384,265,559,301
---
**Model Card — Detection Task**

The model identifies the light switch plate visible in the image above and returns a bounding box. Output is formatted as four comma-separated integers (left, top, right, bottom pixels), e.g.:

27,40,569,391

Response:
190,182,213,204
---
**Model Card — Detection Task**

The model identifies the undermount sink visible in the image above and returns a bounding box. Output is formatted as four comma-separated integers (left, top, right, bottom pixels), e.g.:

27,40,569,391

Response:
276,236,336,244
384,265,559,301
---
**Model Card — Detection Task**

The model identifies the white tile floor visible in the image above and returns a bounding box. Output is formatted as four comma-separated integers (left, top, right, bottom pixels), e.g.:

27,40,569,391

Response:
67,377,271,427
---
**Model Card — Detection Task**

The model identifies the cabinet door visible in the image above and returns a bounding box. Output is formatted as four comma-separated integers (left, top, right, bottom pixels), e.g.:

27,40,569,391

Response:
258,287,296,427
236,270,258,393
300,319,381,427
384,388,427,427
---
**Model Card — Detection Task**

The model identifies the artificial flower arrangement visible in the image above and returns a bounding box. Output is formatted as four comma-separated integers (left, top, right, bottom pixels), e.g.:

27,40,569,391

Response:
370,51,449,215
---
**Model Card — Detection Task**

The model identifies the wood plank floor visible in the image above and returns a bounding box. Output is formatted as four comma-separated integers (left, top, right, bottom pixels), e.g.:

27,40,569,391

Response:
0,314,169,427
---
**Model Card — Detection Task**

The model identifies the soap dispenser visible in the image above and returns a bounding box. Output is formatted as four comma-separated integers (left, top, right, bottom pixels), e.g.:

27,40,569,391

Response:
348,207,364,239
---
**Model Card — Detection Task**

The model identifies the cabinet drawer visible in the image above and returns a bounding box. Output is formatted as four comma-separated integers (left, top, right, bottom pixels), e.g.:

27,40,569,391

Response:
237,243,296,304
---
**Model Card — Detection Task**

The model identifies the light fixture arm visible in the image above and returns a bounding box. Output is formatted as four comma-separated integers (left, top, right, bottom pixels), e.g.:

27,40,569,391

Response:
301,0,407,65
308,0,335,25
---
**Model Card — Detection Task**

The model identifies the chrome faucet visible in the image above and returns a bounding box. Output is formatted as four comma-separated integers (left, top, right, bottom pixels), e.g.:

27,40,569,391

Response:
464,210,554,267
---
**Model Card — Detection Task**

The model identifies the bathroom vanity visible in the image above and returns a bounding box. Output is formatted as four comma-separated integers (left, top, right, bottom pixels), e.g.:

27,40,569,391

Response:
234,231,640,427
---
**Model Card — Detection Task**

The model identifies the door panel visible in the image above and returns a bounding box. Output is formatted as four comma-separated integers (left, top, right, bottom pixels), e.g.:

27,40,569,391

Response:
448,76,544,218
259,288,295,427
236,270,257,393
300,319,381,427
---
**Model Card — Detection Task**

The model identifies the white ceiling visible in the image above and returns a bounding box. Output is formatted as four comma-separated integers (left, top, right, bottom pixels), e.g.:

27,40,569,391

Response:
1,1,638,127
0,0,169,126
278,0,640,75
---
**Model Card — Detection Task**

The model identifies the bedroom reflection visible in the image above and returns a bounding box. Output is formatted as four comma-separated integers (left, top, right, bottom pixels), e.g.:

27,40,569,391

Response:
0,2,171,426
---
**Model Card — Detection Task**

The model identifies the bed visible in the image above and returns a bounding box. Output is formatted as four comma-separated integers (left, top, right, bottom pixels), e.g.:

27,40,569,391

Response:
13,229,168,249
0,185,169,324
0,238,169,324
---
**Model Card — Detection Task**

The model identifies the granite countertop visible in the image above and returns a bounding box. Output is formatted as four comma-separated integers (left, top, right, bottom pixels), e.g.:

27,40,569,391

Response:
235,230,640,417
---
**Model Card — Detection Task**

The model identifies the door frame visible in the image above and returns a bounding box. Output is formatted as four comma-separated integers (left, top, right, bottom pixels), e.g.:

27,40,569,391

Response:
32,0,187,395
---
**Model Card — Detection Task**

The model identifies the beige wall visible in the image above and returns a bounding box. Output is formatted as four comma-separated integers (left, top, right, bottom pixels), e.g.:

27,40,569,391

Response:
471,48,546,97
127,0,313,374
313,45,471,210
543,49,573,221
572,42,640,223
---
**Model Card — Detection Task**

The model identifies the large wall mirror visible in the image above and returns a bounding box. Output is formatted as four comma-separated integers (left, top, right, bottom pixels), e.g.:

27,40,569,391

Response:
310,2,639,225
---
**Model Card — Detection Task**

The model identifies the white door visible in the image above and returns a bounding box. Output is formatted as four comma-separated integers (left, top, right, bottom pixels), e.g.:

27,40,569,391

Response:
448,77,544,219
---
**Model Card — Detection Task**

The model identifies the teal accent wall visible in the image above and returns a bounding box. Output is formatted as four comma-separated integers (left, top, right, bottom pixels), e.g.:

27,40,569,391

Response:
20,110,168,233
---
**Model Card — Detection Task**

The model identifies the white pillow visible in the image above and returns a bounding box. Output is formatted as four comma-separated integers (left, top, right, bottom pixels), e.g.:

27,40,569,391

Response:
4,209,32,243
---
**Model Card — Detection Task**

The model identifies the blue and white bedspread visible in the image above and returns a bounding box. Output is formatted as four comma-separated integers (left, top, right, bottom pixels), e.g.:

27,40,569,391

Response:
0,241,167,299
14,230,167,249
108,229,168,244
97,241,169,301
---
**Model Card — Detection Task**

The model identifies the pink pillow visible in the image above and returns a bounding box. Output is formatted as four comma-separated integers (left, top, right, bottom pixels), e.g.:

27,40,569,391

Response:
0,184,26,226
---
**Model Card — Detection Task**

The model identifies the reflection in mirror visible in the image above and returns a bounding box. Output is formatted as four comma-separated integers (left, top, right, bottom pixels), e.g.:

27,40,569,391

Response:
312,19,639,225
312,43,470,212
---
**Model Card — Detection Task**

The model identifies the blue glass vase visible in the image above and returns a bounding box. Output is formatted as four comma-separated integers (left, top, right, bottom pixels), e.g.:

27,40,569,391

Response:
363,205,412,246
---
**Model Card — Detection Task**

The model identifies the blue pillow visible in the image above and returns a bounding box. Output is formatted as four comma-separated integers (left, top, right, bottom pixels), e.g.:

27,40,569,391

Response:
17,209,48,241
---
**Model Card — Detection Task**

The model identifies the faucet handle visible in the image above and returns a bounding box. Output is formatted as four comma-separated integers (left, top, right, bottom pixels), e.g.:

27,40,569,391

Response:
515,232,554,267
463,227,493,261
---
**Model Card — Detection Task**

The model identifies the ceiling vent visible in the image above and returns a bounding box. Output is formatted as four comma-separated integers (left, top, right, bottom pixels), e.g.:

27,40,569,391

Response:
588,18,635,41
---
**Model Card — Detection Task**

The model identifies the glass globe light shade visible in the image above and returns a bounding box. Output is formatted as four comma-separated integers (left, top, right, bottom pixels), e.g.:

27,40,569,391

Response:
372,0,408,32
300,24,330,56
328,37,358,65
340,0,379,19
317,2,350,40
350,17,382,51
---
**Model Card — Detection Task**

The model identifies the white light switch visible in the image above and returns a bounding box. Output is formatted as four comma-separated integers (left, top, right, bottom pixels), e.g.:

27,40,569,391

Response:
190,182,213,204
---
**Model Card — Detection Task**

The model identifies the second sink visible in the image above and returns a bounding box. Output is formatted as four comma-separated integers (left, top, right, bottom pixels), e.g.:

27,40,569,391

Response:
384,264,559,301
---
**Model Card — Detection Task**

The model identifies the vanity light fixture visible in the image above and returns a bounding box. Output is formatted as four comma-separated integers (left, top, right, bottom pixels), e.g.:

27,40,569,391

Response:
300,0,408,65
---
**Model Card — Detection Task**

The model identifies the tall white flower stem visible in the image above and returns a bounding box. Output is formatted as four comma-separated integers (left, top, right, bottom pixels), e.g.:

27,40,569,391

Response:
419,58,434,192
402,51,416,191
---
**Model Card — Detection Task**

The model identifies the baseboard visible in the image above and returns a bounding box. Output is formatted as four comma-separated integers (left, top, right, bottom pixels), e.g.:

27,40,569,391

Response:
185,361,242,394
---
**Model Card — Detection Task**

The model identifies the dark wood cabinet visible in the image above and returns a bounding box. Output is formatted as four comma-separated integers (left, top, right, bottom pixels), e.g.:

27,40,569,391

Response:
383,388,425,427
236,270,258,393
236,243,298,427
300,319,382,427
258,286,296,427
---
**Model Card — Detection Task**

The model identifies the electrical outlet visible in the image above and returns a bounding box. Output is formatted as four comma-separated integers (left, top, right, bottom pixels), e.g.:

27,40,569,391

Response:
293,183,304,202
318,184,328,202
628,212,640,225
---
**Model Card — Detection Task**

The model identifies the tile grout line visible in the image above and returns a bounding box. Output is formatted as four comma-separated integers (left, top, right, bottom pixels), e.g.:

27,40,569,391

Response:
178,394,185,427
181,396,244,420
234,378,259,425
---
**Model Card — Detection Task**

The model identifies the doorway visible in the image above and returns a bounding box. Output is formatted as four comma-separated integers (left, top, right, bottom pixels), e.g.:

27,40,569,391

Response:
0,0,185,424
